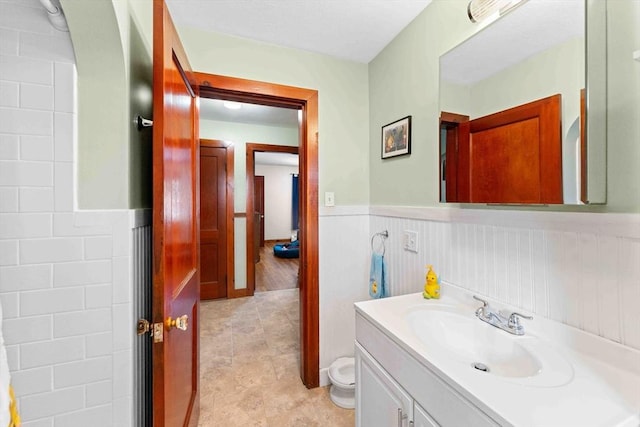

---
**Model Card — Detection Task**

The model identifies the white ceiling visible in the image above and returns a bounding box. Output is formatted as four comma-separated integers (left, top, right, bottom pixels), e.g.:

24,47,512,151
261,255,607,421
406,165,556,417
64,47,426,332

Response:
255,151,299,167
180,0,433,125
165,0,433,64
200,98,299,127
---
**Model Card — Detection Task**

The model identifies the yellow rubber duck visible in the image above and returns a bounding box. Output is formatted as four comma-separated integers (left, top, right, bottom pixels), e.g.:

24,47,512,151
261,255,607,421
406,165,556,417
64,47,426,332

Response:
423,265,440,299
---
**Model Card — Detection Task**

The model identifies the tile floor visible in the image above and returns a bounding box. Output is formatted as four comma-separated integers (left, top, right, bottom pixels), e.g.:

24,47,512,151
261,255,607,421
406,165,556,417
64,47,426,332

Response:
198,289,355,426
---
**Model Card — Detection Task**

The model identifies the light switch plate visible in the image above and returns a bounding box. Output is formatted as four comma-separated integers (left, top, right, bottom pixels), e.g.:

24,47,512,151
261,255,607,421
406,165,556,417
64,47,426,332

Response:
324,192,335,206
403,230,418,253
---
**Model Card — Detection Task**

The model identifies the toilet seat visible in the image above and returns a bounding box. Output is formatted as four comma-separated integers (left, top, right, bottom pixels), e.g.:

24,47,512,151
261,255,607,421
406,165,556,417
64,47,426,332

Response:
328,357,355,389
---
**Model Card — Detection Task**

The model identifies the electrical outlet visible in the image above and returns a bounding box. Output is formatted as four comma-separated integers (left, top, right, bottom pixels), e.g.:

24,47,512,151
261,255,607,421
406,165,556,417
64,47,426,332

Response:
324,192,335,206
403,230,418,253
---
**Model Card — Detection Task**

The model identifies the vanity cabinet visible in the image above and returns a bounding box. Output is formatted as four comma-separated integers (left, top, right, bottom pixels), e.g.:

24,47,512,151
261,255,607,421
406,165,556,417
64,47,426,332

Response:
355,342,413,426
413,402,439,427
355,312,500,427
356,343,439,427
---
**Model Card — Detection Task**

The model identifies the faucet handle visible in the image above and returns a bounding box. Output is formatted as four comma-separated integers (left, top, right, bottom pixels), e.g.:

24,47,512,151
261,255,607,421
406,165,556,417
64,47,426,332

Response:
508,312,533,330
472,295,489,307
472,295,489,317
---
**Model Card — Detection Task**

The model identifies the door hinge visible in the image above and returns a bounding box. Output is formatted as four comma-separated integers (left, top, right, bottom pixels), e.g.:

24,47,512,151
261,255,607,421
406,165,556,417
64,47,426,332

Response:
137,319,164,343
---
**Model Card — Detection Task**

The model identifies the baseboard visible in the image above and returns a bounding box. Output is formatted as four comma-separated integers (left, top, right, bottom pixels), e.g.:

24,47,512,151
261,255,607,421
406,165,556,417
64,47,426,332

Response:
319,367,330,387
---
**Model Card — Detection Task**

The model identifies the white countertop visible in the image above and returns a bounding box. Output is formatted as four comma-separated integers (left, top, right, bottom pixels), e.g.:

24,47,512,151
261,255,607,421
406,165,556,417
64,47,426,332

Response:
355,283,640,427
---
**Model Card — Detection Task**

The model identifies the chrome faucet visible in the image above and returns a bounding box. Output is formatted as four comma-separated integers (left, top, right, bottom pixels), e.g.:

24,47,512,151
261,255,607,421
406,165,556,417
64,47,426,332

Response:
473,295,532,336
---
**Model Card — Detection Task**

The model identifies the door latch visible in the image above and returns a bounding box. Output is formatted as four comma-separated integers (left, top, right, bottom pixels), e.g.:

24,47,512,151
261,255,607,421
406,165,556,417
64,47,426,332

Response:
136,319,164,343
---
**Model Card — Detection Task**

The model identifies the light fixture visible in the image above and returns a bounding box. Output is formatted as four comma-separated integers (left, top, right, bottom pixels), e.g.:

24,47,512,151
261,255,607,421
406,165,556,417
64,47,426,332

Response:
39,0,68,31
223,101,242,110
467,0,528,23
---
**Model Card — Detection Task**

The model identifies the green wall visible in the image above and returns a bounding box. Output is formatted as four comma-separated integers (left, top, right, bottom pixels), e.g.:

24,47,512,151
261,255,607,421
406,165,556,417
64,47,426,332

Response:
62,0,152,209
64,0,639,212
369,0,640,213
200,120,298,212
177,27,370,207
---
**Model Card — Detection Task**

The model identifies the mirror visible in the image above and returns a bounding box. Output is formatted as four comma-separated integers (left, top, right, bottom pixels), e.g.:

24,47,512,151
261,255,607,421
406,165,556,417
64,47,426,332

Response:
439,0,607,205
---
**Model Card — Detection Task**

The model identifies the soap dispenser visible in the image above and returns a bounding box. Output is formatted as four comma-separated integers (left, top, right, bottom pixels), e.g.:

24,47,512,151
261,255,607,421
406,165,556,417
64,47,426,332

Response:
423,265,440,299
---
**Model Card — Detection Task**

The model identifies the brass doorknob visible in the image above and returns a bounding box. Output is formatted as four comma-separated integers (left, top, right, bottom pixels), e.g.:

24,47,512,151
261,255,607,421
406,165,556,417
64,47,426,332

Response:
166,315,188,331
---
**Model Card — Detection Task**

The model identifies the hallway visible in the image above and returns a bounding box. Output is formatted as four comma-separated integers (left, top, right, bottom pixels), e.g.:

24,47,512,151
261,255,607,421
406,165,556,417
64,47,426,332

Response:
198,289,354,426
255,241,299,292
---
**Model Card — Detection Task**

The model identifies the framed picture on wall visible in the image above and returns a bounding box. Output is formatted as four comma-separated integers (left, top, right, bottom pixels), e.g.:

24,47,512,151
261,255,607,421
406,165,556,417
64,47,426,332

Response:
381,116,411,159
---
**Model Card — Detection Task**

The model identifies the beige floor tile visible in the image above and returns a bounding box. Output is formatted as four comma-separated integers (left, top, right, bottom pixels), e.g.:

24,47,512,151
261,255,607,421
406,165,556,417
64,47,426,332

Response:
211,387,268,427
199,289,354,426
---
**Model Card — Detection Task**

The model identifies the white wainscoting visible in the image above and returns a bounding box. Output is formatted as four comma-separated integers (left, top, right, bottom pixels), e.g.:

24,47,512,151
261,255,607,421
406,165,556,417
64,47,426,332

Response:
370,206,640,352
319,206,370,385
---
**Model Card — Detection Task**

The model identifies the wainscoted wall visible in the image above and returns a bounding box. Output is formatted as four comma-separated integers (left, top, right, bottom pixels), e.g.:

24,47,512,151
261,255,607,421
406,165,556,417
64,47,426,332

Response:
319,207,370,385
370,206,640,352
0,3,135,424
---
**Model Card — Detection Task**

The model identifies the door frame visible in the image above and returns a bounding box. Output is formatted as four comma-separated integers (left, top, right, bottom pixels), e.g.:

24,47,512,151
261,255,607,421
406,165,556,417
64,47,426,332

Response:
194,73,320,388
246,143,300,294
199,139,235,299
439,112,469,203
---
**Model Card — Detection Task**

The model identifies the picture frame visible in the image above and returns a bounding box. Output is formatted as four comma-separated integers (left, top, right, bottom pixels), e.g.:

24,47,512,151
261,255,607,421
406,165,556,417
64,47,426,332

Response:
381,115,411,159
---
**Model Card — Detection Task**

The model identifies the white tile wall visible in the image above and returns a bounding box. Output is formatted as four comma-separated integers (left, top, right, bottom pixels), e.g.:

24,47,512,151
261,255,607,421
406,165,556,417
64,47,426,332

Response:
0,4,136,426
20,136,53,161
370,206,640,352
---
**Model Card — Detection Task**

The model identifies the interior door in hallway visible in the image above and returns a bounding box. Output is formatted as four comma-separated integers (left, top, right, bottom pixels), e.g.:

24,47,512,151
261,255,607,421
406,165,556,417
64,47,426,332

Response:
200,144,228,300
152,0,199,425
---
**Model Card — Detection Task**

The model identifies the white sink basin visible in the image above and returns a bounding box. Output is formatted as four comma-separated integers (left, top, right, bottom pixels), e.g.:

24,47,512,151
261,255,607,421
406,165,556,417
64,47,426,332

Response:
406,305,574,387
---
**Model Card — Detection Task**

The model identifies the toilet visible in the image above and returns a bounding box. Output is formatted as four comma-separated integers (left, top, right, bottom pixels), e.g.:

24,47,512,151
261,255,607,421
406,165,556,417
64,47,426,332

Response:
328,357,356,409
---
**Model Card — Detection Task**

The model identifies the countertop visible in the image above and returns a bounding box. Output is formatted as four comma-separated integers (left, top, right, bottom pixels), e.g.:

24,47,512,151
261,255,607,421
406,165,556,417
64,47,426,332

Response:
355,283,640,427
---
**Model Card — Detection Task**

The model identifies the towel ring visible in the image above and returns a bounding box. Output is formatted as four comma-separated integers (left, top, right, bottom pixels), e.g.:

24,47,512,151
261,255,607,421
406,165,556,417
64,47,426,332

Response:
371,230,389,256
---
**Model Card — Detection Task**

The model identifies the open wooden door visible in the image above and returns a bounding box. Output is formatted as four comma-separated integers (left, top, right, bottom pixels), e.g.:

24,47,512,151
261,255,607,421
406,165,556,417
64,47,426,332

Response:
152,0,200,426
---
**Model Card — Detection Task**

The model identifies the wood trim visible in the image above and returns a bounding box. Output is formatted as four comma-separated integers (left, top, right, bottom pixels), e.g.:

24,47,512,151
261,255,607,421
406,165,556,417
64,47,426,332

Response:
440,112,469,124
227,287,251,298
440,112,469,203
195,74,320,389
199,139,235,300
246,143,299,295
233,212,247,218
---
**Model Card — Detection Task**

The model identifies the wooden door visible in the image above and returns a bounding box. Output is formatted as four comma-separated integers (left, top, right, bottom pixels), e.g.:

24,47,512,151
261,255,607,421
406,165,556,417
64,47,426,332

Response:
152,1,199,426
456,94,562,204
255,175,265,247
200,145,227,300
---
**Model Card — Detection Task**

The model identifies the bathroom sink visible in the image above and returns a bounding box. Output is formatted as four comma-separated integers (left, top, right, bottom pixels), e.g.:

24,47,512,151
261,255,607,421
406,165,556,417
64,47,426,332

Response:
405,306,574,387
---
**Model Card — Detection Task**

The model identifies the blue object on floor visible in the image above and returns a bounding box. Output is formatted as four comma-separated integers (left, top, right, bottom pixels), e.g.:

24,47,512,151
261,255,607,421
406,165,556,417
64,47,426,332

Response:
273,240,300,258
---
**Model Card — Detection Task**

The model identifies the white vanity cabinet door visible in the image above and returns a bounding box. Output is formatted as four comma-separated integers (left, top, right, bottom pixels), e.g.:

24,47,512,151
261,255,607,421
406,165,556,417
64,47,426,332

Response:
356,343,413,427
413,402,439,427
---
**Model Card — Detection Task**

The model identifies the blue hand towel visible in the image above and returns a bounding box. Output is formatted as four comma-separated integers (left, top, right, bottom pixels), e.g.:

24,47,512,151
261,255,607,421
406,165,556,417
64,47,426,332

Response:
369,253,388,299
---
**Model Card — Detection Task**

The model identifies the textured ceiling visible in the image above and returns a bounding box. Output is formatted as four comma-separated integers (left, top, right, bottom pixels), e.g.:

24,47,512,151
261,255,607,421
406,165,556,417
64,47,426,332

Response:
166,0,433,63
